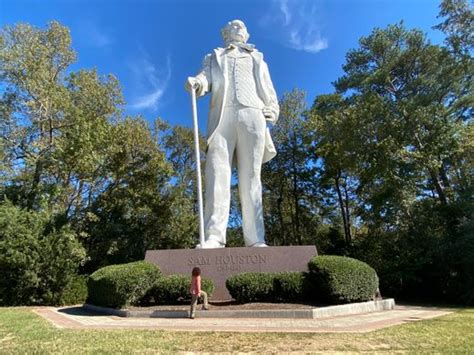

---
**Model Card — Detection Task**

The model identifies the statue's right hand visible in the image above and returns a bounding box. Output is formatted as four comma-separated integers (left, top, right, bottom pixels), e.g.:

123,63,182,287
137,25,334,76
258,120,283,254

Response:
185,77,201,92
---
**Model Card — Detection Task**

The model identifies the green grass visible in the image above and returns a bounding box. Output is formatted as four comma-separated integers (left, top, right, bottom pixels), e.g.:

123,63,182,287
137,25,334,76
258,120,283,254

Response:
0,307,473,353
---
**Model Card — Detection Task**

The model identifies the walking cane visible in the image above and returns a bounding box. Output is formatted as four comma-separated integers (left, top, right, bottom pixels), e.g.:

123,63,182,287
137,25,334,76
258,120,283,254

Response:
190,85,205,247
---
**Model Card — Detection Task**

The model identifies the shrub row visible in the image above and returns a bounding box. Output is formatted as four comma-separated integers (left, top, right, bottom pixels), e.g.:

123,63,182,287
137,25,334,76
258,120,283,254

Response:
227,256,379,305
226,271,309,303
87,262,214,308
142,274,214,305
87,255,378,308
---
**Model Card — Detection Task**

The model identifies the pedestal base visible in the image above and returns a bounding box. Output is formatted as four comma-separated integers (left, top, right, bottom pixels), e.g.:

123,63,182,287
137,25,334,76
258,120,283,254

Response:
145,245,318,300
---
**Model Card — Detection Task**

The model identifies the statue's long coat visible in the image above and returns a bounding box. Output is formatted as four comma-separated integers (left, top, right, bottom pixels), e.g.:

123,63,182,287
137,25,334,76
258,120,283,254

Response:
195,47,279,163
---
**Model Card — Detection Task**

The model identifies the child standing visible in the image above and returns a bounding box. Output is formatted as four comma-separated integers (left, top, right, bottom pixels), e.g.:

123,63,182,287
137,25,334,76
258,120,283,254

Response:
189,267,209,319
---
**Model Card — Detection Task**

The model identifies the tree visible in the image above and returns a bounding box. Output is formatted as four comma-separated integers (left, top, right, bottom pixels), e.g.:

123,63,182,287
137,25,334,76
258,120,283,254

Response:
0,200,86,305
332,23,469,212
310,18,473,302
81,117,172,271
309,94,362,244
1,22,175,274
263,89,321,246
157,121,206,249
435,0,474,56
0,22,123,215
434,0,473,204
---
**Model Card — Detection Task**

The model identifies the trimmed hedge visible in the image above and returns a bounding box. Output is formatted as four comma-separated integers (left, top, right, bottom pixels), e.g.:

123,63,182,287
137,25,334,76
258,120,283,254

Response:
87,261,161,308
144,274,214,305
273,272,308,302
226,272,274,303
226,256,378,304
226,272,308,303
308,255,379,304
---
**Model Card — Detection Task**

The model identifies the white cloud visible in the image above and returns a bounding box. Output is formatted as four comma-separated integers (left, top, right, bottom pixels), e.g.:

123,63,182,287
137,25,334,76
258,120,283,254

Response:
260,0,328,54
130,88,165,110
279,0,292,26
77,21,113,48
129,53,171,111
289,29,328,53
88,27,112,48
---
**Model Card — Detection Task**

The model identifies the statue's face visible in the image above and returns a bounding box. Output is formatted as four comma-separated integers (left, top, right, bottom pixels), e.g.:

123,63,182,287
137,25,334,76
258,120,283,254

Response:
227,20,248,43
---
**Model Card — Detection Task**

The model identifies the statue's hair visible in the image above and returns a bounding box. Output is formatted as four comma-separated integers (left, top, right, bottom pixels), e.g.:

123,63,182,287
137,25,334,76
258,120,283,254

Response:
221,19,250,44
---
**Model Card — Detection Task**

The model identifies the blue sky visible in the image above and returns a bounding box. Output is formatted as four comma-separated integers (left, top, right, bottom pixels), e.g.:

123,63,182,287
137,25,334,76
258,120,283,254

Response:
1,0,445,130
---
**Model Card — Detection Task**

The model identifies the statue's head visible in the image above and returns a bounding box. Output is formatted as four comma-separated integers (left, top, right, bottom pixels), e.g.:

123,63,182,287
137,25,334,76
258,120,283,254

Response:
221,20,250,45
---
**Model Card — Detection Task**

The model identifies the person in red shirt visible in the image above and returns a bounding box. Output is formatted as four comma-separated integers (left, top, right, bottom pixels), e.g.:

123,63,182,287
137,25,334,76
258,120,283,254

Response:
189,267,209,319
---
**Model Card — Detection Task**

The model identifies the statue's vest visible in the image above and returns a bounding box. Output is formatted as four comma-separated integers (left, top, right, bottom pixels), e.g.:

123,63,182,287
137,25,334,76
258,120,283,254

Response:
225,51,264,109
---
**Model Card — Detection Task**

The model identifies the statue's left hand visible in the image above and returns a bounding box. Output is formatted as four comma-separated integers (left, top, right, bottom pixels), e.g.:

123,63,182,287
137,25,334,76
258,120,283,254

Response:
263,107,276,122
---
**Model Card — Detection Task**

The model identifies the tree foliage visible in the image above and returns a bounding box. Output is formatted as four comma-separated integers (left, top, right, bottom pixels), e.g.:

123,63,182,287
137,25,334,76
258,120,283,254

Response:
263,89,322,246
0,200,86,305
308,5,473,303
0,22,196,279
155,122,206,249
1,3,473,305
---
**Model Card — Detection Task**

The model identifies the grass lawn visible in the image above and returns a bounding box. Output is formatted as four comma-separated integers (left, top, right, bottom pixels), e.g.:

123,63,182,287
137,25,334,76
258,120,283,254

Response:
0,307,473,353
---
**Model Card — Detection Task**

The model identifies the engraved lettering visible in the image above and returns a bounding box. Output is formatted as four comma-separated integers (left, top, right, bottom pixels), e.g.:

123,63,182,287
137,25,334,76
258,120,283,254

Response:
217,264,242,272
188,256,211,266
212,253,267,268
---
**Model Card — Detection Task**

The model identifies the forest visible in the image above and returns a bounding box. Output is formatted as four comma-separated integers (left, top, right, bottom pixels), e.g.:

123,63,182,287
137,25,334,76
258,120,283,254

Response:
0,0,472,306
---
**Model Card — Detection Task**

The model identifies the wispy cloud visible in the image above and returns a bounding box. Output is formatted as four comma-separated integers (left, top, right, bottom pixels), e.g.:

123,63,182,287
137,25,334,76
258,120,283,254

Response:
289,28,328,53
280,0,292,26
77,21,113,48
129,52,171,111
260,0,328,54
88,27,112,48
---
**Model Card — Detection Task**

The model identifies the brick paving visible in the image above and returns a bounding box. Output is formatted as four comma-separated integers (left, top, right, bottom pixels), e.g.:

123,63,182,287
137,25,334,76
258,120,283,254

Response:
33,305,452,333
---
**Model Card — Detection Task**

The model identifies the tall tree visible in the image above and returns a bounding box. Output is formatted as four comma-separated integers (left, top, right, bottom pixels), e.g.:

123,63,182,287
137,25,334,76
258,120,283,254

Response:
309,94,360,244
435,0,474,56
331,23,469,211
310,18,473,302
1,22,174,272
0,22,123,214
81,117,172,270
434,0,474,202
157,121,206,249
263,89,320,246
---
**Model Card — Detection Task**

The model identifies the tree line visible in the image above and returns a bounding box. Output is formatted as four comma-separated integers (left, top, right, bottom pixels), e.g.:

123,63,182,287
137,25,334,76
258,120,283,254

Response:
0,0,472,305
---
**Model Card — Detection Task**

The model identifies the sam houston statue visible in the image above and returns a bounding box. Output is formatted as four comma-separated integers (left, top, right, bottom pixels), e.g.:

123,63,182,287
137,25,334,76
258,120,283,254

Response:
186,19,279,249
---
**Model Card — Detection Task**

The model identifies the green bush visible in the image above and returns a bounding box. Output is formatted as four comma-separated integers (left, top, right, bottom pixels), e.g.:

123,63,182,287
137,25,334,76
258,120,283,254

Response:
273,272,308,302
144,274,214,305
59,275,88,305
226,272,274,303
87,261,161,308
0,201,86,306
308,255,379,304
226,272,312,303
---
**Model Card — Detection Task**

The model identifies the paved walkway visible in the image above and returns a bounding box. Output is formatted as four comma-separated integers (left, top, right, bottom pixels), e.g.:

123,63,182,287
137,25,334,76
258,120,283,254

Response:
33,305,452,333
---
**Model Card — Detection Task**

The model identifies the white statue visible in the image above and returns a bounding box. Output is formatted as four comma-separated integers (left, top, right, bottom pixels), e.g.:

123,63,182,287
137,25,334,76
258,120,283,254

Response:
186,20,279,248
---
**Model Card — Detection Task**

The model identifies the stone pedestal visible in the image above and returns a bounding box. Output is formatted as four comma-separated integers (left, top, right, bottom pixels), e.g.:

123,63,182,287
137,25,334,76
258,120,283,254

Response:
145,245,318,300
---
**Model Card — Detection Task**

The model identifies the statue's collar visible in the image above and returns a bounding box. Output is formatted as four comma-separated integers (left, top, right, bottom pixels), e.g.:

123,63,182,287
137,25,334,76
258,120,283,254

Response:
225,42,256,52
